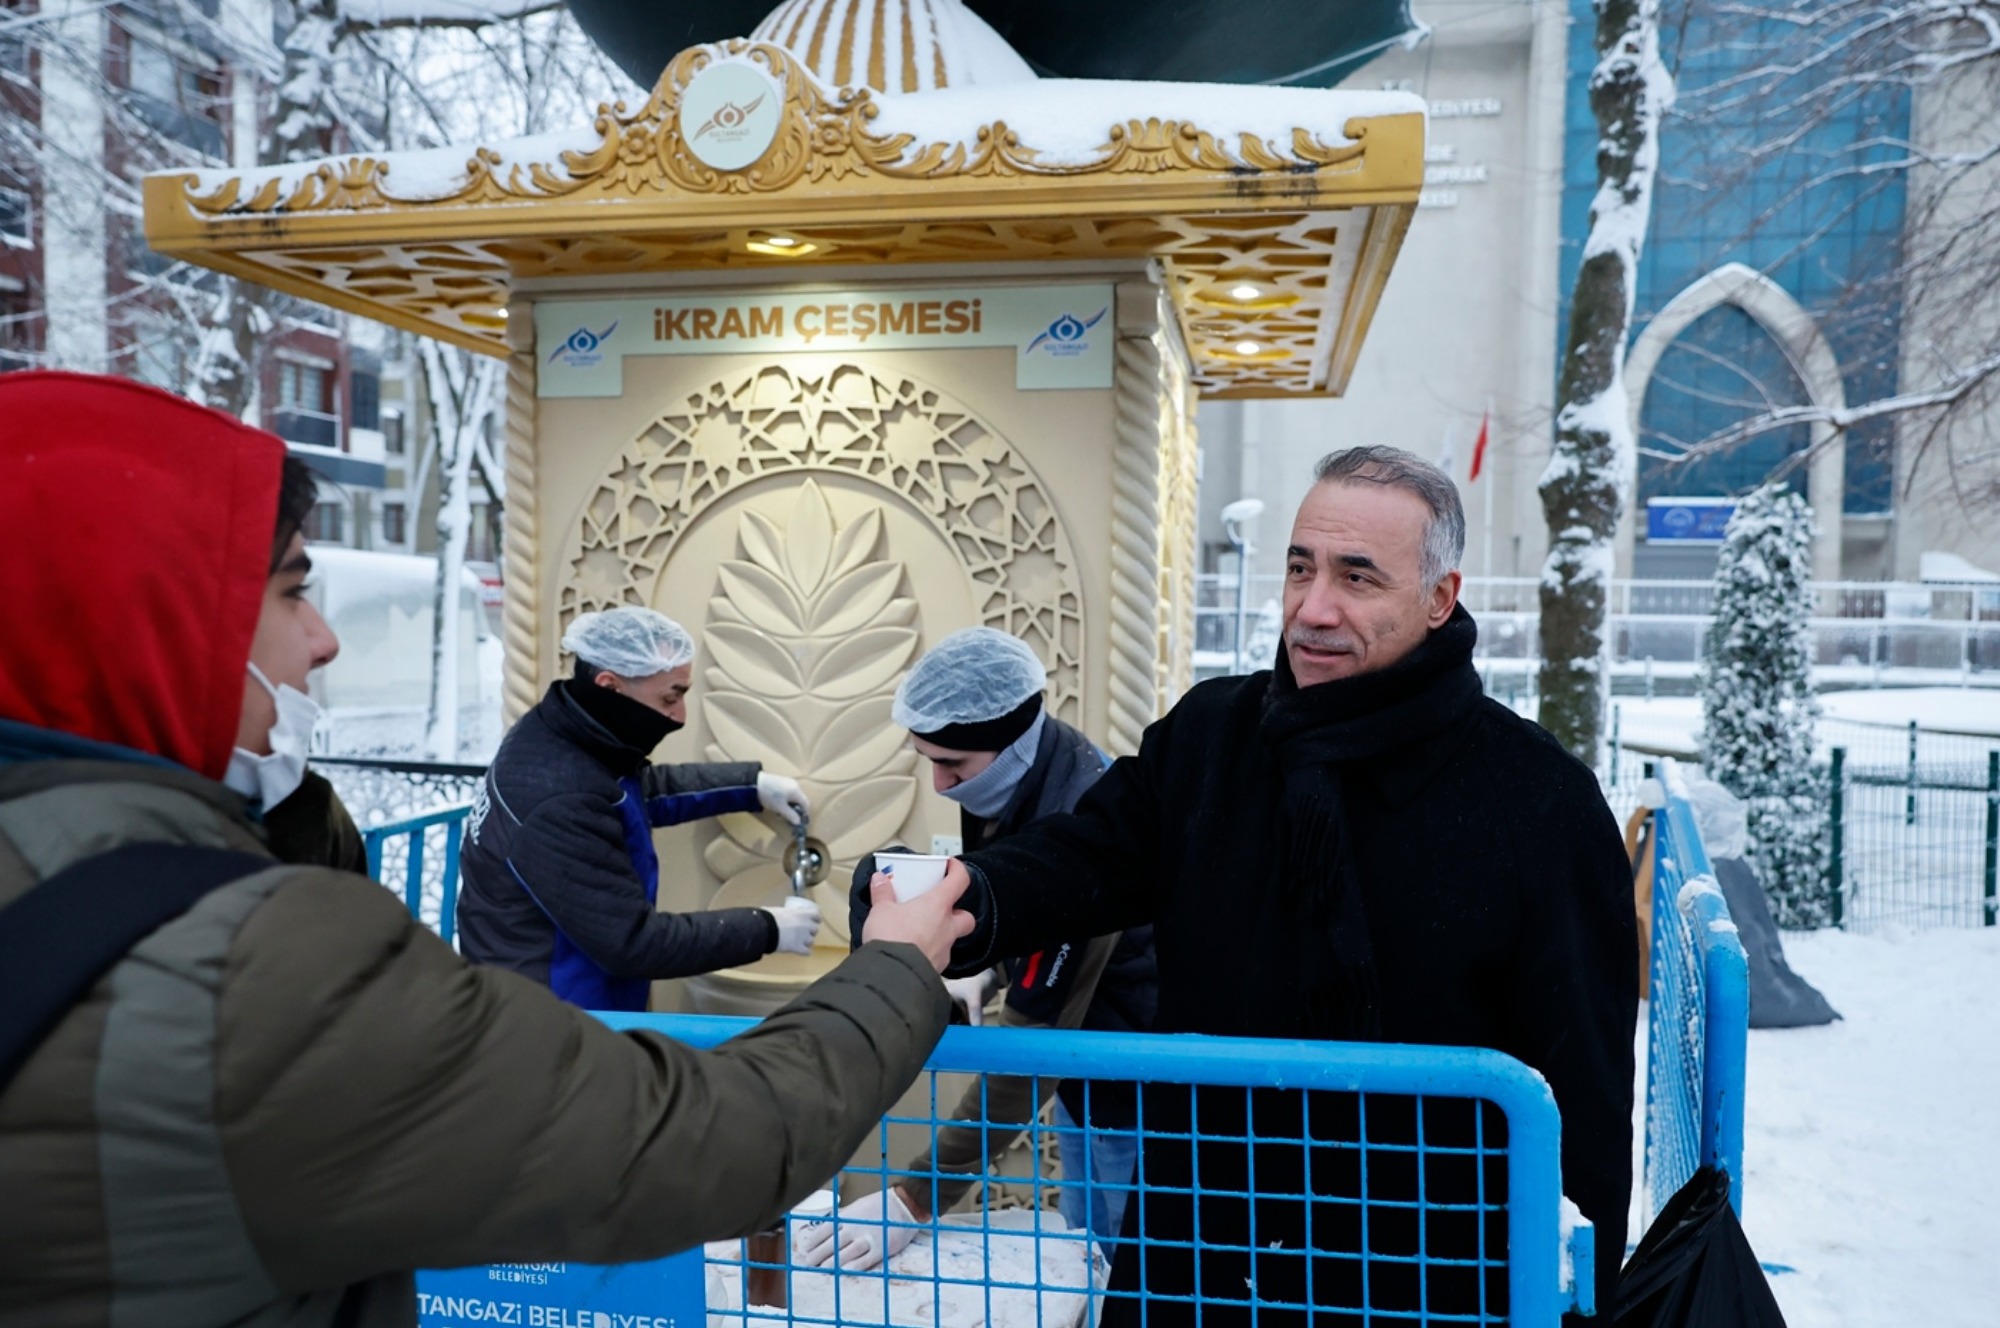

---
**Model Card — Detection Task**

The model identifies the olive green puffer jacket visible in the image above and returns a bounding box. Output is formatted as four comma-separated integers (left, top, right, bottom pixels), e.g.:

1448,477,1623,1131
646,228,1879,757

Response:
0,757,946,1328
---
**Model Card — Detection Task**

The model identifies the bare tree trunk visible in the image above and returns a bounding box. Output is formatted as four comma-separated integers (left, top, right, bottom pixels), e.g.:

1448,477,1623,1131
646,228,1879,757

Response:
1537,0,1675,764
419,338,501,760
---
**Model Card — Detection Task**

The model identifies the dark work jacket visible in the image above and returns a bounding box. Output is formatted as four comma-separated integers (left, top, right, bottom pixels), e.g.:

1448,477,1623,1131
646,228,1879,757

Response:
458,683,775,1010
916,651,1637,1324
963,714,1157,1128
261,768,368,874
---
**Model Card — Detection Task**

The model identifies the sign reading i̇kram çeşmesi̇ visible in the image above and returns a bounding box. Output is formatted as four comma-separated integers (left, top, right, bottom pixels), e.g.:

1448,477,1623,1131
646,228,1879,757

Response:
534,284,1116,397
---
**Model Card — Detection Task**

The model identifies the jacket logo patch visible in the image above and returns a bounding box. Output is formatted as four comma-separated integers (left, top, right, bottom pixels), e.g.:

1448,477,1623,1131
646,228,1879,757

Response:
467,778,492,844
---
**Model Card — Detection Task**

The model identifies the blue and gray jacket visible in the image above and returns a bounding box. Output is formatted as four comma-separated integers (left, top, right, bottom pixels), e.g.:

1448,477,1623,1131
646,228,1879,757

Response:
458,682,777,1010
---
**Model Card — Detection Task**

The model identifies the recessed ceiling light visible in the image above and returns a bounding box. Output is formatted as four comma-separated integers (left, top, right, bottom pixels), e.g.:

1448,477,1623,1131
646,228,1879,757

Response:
1230,284,1260,301
1234,340,1261,355
746,234,818,257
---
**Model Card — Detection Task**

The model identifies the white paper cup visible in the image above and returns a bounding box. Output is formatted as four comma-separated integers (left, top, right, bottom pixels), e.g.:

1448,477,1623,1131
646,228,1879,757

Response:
875,852,951,901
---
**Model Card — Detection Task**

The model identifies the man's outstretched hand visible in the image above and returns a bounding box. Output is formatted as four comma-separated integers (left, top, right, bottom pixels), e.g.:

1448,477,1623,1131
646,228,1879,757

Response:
860,861,975,972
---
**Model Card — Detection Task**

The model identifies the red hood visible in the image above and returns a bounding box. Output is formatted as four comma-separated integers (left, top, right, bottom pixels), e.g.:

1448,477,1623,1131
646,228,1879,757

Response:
0,371,283,779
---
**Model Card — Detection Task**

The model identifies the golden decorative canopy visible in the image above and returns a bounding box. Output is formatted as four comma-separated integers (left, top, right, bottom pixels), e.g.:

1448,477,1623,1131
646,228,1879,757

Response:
143,38,1423,397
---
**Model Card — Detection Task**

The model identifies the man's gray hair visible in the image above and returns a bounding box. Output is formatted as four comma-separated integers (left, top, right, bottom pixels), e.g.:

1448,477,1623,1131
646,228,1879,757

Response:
1312,445,1466,587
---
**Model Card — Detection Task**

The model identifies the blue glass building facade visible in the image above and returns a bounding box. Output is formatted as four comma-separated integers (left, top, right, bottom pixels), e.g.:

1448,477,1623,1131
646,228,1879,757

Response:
1558,0,1908,560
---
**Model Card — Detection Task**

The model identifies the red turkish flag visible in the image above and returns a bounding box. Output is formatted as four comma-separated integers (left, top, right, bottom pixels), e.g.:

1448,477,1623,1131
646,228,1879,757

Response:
1468,410,1490,482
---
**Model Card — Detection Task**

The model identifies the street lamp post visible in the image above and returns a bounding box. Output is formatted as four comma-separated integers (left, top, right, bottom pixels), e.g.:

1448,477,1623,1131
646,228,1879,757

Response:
1221,497,1265,675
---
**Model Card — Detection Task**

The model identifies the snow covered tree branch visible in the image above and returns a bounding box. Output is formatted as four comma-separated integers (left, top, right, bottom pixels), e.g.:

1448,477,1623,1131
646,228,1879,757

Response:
1645,0,2000,529
417,337,502,759
1538,0,1677,764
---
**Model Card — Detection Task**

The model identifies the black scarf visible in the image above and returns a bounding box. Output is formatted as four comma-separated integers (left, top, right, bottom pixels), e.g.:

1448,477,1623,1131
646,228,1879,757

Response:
1256,605,1483,1039
560,675,682,771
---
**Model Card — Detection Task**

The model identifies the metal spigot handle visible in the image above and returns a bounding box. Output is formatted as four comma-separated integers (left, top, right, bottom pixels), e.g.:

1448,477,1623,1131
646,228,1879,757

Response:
791,815,811,896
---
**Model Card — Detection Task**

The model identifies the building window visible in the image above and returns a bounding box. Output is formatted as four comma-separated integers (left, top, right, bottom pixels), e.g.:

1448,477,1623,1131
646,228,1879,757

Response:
381,406,405,455
0,291,33,372
305,501,344,544
1,0,33,78
124,34,225,157
382,501,407,545
351,369,380,430
127,37,179,103
275,360,339,447
279,360,332,411
0,186,28,248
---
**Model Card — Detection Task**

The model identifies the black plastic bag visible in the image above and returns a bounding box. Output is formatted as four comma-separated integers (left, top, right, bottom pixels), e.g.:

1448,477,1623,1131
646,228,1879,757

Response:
1613,1167,1788,1327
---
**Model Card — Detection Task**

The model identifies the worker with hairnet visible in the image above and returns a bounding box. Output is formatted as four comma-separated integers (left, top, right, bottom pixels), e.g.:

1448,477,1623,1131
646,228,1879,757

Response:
796,627,1157,1271
458,606,820,1009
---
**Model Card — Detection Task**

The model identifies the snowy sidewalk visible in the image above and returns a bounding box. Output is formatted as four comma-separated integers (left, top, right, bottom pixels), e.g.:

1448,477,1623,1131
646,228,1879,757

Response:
1704,927,2000,1326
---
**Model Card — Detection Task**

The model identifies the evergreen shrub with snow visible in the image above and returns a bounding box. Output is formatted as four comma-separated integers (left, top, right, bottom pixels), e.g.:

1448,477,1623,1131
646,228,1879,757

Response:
1698,484,1831,926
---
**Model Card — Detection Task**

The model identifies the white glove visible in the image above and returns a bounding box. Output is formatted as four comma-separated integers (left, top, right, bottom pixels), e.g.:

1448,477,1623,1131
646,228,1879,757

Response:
791,1187,918,1272
761,896,822,955
756,771,810,825
943,968,1001,1026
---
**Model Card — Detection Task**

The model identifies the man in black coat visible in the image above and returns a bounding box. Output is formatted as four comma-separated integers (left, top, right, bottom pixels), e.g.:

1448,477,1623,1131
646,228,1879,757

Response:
459,607,822,1010
853,446,1637,1323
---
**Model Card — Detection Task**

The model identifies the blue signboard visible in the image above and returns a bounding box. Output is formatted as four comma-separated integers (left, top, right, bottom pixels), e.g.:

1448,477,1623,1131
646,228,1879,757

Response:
416,1250,705,1328
1646,499,1737,543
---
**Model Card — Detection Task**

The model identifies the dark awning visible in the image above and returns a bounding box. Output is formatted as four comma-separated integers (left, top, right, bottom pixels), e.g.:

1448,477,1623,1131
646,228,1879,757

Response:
568,0,1420,92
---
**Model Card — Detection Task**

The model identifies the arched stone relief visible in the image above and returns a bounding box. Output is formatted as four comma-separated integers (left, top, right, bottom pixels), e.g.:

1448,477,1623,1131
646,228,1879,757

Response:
554,360,1086,935
1623,262,1846,581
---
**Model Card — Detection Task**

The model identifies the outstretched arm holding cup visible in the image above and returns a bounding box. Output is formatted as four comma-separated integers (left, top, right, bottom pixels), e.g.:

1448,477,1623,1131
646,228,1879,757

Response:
860,867,976,971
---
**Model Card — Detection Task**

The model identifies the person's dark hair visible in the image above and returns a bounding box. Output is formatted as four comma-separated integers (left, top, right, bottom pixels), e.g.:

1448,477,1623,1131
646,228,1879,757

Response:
1312,445,1466,586
272,455,319,572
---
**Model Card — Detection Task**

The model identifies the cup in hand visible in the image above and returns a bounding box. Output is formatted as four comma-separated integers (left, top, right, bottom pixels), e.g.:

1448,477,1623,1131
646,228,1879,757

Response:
874,852,951,902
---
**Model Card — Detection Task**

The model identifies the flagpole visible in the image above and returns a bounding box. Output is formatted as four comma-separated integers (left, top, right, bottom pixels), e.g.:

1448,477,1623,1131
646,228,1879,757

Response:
1483,397,1496,580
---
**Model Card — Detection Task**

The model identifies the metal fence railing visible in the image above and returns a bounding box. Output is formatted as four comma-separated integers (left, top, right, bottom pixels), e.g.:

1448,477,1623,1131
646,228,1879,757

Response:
361,803,472,945
1642,759,1750,1227
1194,574,2000,689
1602,714,2000,935
1828,730,2000,932
526,1016,1599,1327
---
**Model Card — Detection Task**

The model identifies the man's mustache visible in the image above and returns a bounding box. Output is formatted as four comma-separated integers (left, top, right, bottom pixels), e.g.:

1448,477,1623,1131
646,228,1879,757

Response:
1286,626,1356,653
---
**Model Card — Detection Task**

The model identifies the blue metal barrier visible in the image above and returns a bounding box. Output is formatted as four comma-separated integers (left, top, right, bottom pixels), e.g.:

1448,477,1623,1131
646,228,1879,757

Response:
1643,758,1751,1224
602,1013,1598,1326
362,804,471,945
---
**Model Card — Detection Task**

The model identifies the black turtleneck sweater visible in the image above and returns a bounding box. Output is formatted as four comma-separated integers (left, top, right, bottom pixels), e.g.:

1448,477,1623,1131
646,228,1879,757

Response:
871,606,1636,1325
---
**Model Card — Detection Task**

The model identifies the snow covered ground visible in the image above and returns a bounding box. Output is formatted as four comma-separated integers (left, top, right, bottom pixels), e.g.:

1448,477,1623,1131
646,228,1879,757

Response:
1612,686,2000,758
1656,926,2000,1327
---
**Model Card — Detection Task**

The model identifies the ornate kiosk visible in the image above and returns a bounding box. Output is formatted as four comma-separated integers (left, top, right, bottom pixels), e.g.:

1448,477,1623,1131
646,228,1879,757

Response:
145,0,1423,1013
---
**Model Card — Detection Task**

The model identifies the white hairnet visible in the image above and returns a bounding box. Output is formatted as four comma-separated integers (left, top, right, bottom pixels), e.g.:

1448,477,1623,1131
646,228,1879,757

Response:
1683,775,1749,860
893,627,1047,733
561,607,696,678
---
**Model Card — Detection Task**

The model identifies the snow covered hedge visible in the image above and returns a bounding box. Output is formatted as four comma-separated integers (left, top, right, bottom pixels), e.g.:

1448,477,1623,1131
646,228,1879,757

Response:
1698,484,1831,927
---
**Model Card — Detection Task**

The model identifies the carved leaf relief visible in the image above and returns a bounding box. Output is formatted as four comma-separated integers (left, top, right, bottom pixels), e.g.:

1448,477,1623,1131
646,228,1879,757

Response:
811,562,902,634
703,622,806,698
696,479,930,937
810,627,919,699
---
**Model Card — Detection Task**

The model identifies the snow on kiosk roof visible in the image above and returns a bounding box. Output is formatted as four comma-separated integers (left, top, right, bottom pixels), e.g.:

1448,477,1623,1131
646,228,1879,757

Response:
141,36,1424,399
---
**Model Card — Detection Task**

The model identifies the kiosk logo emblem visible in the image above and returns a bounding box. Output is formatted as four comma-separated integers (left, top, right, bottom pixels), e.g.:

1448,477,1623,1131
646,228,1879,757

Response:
680,60,785,172
693,95,766,143
1025,307,1107,359
548,322,618,369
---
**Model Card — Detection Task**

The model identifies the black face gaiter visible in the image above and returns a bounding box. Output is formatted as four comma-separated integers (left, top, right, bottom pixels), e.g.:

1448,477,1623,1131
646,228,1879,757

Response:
563,673,682,757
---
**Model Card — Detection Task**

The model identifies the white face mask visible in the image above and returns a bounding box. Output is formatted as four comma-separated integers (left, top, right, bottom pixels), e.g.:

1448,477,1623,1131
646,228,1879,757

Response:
223,663,320,809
